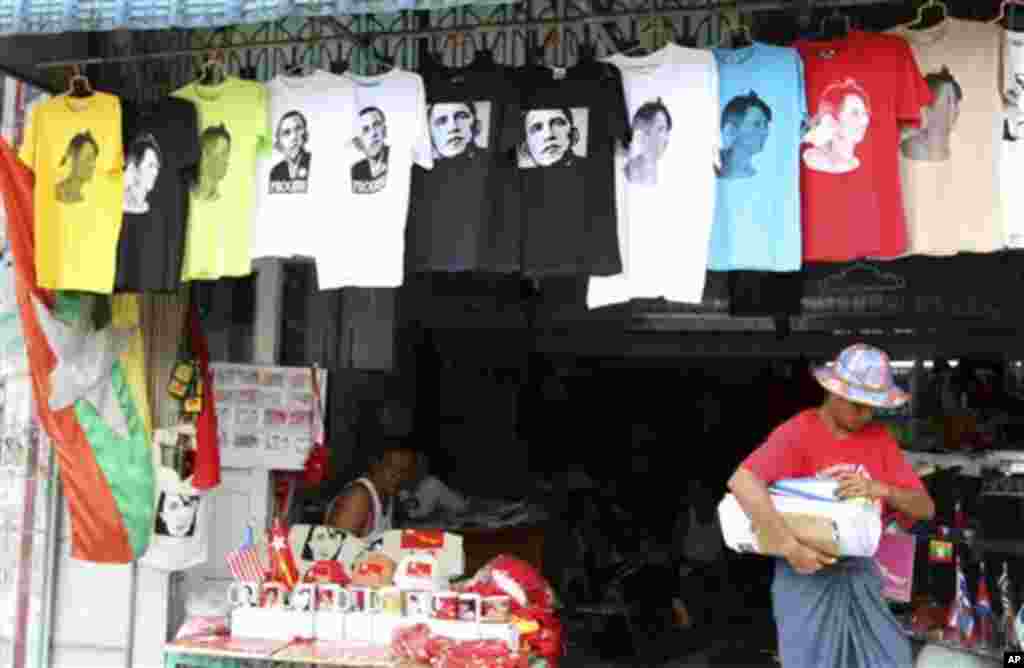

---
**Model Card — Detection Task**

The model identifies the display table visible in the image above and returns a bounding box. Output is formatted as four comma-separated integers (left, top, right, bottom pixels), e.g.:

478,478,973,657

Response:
165,637,536,668
164,637,397,667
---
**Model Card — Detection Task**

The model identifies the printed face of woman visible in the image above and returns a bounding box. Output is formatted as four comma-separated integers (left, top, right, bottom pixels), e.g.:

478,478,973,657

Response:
160,494,198,537
836,94,869,145
73,143,98,181
308,526,343,561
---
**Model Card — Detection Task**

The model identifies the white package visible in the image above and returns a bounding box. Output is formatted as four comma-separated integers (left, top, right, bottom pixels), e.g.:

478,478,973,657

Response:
718,479,882,558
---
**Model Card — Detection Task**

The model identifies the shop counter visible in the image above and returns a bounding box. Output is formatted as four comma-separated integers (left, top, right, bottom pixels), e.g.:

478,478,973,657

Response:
164,637,537,667
164,636,398,667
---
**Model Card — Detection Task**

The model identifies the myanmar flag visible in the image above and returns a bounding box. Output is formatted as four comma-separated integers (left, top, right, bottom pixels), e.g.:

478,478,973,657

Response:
0,138,154,563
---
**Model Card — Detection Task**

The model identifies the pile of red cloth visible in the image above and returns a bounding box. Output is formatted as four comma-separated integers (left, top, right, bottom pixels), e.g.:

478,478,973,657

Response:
454,555,563,667
392,624,527,668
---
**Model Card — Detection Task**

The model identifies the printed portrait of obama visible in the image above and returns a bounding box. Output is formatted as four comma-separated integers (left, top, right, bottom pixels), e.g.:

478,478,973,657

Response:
517,108,584,169
351,106,389,194
428,101,488,164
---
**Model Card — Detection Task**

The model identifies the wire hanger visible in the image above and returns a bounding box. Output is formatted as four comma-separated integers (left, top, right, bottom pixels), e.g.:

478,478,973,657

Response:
331,36,392,75
469,42,496,71
354,35,395,74
578,41,598,63
991,0,1024,23
284,46,315,77
65,64,93,98
904,0,948,30
198,50,226,86
540,30,567,69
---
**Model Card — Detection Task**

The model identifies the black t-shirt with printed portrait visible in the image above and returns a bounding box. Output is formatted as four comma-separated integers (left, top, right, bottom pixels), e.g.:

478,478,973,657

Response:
405,60,523,274
116,97,199,293
516,62,630,277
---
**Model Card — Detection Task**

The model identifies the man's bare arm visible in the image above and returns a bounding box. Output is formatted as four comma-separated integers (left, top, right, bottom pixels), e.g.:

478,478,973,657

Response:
325,487,370,537
884,484,935,521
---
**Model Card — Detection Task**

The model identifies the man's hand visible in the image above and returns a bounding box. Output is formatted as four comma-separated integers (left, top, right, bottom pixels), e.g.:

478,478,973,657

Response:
834,471,888,501
782,538,836,575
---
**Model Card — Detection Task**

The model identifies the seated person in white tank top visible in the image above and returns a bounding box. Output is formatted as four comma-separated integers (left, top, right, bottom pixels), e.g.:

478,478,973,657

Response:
325,446,417,539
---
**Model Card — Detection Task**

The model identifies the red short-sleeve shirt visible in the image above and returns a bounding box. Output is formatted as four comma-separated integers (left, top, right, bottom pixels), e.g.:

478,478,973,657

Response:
796,33,932,261
742,409,925,521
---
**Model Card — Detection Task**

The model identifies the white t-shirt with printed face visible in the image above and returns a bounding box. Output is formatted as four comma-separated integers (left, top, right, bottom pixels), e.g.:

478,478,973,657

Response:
588,44,720,308
1003,30,1024,248
318,69,433,289
252,70,357,264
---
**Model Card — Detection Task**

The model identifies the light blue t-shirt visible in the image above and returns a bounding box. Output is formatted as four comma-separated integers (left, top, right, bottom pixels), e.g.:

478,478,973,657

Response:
709,43,807,271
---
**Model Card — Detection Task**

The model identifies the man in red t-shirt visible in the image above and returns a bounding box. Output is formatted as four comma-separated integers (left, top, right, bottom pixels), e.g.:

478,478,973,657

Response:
728,343,934,667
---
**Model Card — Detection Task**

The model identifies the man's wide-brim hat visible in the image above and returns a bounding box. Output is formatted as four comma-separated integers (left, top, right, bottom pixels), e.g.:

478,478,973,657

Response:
812,343,910,409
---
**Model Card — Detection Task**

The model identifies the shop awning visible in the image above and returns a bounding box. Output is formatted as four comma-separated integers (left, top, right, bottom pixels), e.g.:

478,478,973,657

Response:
0,0,514,36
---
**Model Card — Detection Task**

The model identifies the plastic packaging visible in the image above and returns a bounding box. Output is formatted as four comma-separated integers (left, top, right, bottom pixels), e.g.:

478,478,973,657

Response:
175,577,231,640
718,478,883,558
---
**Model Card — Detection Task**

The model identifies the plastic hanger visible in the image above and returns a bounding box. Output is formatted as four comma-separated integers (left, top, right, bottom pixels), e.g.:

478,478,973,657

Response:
818,9,850,40
198,50,226,86
65,64,93,98
903,0,948,30
329,56,349,75
420,49,445,73
719,23,753,48
991,0,1024,23
618,38,651,56
469,46,496,71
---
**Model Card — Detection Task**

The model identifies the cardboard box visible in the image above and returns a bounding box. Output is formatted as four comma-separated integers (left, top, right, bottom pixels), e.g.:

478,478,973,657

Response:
345,612,375,643
314,610,346,642
479,622,519,651
231,607,315,641
754,513,841,557
371,613,407,645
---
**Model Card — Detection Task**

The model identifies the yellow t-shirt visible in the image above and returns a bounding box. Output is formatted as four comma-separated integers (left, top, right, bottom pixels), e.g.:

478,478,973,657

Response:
173,78,270,281
18,93,124,293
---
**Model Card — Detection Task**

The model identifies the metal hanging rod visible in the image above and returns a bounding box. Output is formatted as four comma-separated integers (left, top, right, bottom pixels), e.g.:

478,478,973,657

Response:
35,0,896,69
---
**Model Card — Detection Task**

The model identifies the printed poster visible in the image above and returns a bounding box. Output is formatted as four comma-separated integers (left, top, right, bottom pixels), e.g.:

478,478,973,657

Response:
211,363,327,470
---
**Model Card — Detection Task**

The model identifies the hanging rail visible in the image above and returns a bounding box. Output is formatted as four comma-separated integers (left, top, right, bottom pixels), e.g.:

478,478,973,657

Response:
35,0,899,69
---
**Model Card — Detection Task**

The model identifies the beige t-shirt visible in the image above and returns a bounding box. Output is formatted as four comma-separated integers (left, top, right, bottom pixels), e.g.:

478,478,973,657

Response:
890,19,1003,256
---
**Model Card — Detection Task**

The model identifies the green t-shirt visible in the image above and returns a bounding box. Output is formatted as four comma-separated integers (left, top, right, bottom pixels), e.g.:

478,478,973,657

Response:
173,77,270,281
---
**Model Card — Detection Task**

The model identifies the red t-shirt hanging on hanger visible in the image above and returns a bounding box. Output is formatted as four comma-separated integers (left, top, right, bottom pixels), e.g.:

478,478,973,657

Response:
796,33,931,262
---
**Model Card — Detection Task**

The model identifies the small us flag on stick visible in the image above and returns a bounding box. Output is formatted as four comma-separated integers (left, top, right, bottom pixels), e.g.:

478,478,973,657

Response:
226,526,266,583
